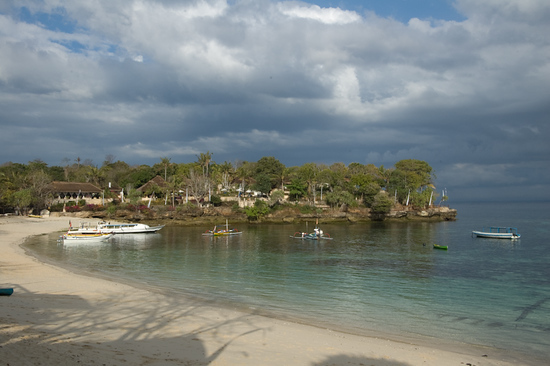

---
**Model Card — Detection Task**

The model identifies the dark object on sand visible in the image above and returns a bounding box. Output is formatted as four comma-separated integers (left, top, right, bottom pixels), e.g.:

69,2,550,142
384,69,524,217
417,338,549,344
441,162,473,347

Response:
0,288,14,296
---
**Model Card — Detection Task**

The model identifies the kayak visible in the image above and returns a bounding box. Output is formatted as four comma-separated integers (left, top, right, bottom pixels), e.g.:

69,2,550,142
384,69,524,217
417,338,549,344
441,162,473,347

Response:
0,288,14,296
433,244,448,250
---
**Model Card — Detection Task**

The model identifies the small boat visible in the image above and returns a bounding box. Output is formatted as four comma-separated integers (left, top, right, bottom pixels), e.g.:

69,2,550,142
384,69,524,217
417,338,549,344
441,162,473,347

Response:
290,227,333,240
472,227,521,239
69,222,164,234
433,244,448,250
202,220,242,236
62,233,114,241
0,288,14,296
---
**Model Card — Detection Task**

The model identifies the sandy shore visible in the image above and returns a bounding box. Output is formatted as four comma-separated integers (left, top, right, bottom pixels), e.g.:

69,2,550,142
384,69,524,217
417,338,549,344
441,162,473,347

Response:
0,216,531,365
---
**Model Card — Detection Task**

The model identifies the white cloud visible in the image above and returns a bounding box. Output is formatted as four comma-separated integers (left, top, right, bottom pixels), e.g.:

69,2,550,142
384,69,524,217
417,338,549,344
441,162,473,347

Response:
277,3,361,24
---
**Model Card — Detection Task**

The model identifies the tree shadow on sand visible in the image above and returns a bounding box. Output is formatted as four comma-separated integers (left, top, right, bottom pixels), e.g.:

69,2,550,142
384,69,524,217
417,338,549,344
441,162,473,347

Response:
1,284,265,365
3,285,420,366
312,355,412,366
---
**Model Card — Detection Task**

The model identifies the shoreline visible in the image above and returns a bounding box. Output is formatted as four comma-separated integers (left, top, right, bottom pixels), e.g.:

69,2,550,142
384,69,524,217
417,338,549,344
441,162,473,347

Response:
0,216,534,365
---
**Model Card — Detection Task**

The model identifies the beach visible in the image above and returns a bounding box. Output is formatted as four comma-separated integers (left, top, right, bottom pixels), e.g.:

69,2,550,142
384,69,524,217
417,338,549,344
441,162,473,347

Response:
0,216,526,365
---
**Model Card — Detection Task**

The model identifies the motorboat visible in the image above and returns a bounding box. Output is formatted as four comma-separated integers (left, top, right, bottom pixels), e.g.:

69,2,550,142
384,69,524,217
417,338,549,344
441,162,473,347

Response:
472,227,520,239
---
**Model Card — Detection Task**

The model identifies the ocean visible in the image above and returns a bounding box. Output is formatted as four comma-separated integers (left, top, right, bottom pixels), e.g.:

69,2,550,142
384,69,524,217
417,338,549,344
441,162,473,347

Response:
25,202,550,363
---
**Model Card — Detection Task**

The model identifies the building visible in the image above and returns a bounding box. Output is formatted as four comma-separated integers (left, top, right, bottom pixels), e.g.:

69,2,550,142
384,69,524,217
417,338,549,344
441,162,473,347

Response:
48,181,103,204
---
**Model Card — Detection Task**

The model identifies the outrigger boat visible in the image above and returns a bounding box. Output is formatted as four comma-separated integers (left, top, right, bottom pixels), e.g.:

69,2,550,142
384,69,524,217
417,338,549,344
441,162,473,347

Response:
202,220,242,236
290,222,332,240
472,227,521,239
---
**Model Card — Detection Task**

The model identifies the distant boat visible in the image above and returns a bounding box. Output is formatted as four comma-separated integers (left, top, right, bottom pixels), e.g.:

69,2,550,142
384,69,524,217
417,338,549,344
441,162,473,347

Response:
290,225,333,240
69,222,164,234
472,227,521,239
202,220,242,236
433,244,448,250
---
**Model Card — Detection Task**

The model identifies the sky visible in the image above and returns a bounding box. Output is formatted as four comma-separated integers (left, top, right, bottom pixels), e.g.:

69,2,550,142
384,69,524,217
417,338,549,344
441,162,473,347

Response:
1,0,549,203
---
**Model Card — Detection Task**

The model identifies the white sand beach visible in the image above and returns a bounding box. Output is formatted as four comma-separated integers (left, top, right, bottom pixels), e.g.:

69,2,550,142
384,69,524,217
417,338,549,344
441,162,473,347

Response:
0,216,529,365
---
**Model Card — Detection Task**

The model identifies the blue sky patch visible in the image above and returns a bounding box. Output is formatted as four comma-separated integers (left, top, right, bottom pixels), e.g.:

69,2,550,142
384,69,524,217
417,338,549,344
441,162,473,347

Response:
18,6,77,33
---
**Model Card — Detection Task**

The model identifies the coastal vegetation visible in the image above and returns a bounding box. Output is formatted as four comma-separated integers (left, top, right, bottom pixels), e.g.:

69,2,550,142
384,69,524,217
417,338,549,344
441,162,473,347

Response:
0,155,452,222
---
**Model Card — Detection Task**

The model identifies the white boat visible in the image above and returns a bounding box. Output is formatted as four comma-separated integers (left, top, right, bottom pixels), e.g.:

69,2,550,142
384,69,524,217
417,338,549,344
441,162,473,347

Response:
69,222,164,234
62,233,114,241
472,227,521,239
96,222,164,234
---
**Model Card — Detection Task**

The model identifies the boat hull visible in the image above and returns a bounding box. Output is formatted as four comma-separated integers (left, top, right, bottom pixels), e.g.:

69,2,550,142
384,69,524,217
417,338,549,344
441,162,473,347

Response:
70,223,164,234
62,233,113,241
472,231,521,239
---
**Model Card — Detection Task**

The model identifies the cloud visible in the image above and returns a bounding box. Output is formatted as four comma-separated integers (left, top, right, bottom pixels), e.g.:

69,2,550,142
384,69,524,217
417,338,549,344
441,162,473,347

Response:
0,0,549,201
277,2,361,24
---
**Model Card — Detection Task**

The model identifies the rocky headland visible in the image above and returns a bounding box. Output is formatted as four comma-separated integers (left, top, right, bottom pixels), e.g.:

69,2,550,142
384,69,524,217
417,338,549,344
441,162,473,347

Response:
49,204,457,226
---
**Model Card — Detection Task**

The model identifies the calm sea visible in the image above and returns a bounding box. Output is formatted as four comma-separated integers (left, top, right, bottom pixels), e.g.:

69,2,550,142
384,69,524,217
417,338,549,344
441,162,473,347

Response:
24,202,550,362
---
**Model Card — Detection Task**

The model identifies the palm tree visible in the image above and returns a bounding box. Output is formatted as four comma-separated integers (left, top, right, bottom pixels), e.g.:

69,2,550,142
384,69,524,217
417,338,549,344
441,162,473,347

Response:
196,151,213,176
160,157,171,181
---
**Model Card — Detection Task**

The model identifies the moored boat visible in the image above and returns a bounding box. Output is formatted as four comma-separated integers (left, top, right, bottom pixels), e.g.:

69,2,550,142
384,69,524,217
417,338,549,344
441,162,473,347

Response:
202,220,242,236
69,221,164,234
290,227,332,240
62,233,114,241
472,227,520,239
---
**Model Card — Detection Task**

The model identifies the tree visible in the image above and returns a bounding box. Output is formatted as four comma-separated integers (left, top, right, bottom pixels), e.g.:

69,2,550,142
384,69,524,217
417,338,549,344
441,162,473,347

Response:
196,151,213,176
324,187,355,209
187,169,210,207
244,200,270,221
297,163,319,200
160,157,171,181
10,189,33,215
287,178,307,201
255,156,285,191
371,192,393,214
252,173,272,195
394,159,434,188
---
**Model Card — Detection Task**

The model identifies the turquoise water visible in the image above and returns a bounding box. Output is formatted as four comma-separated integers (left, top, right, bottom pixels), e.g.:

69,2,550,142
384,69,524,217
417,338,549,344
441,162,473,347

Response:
25,202,550,362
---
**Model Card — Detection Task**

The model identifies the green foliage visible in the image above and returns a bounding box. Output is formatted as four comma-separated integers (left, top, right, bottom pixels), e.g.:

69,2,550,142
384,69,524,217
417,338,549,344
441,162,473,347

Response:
244,200,270,221
0,157,437,215
409,189,435,208
126,188,142,207
388,159,435,204
210,195,222,207
324,187,355,208
287,178,307,201
106,205,117,216
269,190,284,204
231,203,242,213
119,165,155,190
255,156,285,190
49,202,65,212
11,189,33,214
252,173,272,195
298,204,318,214
371,192,394,214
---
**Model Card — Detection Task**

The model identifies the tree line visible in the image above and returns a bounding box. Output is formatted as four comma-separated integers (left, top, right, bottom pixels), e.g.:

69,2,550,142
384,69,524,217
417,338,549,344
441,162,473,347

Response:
0,153,446,215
